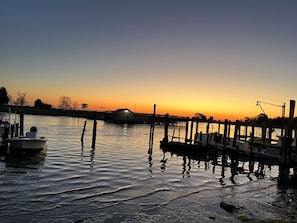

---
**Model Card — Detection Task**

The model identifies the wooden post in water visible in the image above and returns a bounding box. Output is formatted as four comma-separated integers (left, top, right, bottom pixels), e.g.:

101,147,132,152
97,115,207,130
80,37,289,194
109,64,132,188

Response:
259,124,267,156
91,112,97,149
294,126,297,179
15,123,19,137
244,124,248,141
238,123,241,141
279,100,295,185
232,121,239,148
261,125,267,143
218,120,221,134
194,118,199,144
185,117,189,144
163,114,169,144
189,118,194,144
221,119,229,181
268,123,273,143
149,104,156,152
223,120,228,147
20,112,24,136
227,120,231,142
250,123,255,153
10,124,14,138
195,118,199,134
81,120,87,146
206,120,210,145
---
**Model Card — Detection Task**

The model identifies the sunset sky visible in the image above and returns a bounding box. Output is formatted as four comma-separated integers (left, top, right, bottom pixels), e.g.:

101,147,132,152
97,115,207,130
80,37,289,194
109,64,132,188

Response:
1,0,297,120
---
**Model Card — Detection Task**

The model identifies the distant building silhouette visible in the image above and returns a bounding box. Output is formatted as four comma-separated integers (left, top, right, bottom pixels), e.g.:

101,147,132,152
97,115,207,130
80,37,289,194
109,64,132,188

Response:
111,108,134,123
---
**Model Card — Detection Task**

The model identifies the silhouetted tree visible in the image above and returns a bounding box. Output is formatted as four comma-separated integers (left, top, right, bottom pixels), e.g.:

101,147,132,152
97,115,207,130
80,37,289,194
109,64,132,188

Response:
72,100,78,110
194,113,207,120
257,113,268,124
58,96,72,109
0,87,9,104
14,91,27,106
82,103,88,109
34,99,52,109
34,99,42,107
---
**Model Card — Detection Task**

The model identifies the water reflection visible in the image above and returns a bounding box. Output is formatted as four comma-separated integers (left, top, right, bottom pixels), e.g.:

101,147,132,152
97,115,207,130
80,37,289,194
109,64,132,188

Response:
160,154,167,172
4,147,47,168
81,145,96,170
182,156,191,178
161,147,278,186
276,186,297,219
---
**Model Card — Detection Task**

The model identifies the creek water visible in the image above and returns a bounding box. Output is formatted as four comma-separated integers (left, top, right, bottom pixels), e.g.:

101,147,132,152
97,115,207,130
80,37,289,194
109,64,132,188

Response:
0,114,296,222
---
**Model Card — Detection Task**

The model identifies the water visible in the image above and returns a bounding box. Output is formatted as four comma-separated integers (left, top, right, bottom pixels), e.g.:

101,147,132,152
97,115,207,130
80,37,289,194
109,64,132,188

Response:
0,115,297,222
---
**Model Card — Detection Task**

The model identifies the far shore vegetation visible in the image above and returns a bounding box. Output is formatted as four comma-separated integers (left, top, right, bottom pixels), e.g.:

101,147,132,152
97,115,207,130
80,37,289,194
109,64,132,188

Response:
0,85,292,125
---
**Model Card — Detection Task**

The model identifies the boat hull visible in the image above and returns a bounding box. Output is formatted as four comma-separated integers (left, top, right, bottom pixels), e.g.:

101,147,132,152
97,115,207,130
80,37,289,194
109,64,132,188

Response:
9,137,47,152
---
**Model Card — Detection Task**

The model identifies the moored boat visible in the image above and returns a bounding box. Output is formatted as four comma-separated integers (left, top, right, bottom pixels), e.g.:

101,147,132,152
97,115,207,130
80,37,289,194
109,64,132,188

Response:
9,126,47,153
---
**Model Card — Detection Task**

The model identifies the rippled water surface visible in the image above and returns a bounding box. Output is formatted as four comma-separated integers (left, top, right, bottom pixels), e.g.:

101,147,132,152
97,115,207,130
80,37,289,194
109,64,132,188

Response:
1,115,297,222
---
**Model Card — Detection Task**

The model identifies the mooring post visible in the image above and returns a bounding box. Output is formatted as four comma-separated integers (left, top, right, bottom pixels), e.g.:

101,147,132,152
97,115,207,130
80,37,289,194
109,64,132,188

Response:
244,124,248,141
250,123,255,152
268,123,273,143
10,124,14,138
238,123,241,141
149,104,156,152
261,125,267,143
218,120,221,134
294,125,297,179
206,120,210,145
163,113,169,144
15,123,19,137
260,124,267,155
81,120,87,146
91,112,97,149
223,119,228,147
20,112,24,136
189,118,194,144
227,120,231,142
279,100,295,185
221,119,229,181
195,118,199,135
232,121,239,148
185,117,189,144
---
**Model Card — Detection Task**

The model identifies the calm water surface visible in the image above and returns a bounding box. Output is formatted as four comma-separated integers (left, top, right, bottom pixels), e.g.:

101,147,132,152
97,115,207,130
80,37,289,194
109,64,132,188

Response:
0,115,297,223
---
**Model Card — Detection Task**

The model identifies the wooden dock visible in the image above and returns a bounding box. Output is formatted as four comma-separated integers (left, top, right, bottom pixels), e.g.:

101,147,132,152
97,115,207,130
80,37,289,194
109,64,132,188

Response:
159,100,297,186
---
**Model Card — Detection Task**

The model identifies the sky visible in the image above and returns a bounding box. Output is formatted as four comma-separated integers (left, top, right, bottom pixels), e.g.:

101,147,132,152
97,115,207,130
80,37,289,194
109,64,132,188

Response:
1,0,297,121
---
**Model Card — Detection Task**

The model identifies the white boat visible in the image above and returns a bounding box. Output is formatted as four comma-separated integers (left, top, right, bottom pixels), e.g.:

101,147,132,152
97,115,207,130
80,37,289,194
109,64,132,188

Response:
9,126,47,152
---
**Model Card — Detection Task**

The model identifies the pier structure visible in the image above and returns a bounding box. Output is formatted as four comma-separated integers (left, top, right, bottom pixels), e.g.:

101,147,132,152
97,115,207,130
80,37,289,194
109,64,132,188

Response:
160,100,297,186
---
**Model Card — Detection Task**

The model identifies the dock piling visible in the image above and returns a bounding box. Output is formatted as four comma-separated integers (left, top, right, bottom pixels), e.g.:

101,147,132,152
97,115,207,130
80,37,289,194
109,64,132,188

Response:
279,100,295,185
163,114,169,144
185,118,189,144
91,112,97,149
20,112,24,136
81,120,87,146
189,118,194,144
148,104,156,153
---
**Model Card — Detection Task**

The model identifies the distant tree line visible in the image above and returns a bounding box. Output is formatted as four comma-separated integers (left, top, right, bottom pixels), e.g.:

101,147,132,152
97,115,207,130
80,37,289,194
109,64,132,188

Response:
1,85,89,111
14,91,27,106
1,85,294,125
0,86,29,106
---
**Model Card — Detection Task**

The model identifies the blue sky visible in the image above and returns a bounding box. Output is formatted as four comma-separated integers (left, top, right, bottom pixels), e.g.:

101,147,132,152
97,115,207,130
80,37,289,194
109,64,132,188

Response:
1,0,297,120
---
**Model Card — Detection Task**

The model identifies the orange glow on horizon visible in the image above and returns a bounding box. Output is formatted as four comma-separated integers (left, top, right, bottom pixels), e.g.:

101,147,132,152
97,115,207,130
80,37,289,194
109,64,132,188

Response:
9,89,286,122
23,95,244,121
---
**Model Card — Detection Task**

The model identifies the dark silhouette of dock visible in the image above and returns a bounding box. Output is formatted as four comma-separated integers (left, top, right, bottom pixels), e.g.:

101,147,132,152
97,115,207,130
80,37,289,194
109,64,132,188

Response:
0,105,186,124
158,100,297,186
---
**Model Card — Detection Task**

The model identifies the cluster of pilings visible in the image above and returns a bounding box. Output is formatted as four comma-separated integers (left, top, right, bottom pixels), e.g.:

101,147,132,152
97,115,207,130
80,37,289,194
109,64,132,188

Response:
80,112,97,149
160,100,297,186
0,112,25,155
